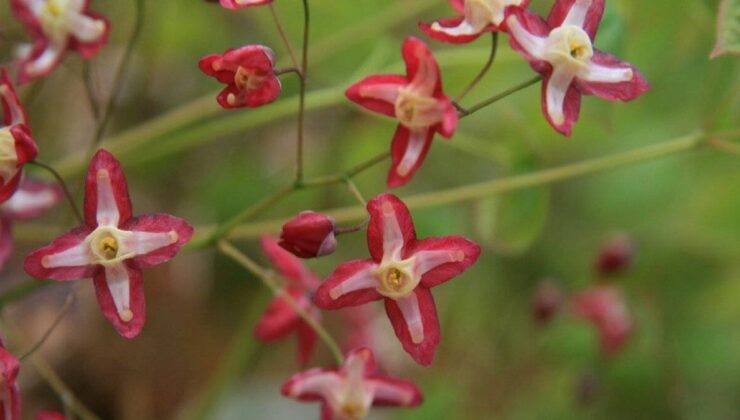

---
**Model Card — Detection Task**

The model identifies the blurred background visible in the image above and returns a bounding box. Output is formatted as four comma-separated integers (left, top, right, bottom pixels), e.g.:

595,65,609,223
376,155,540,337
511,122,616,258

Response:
0,0,738,418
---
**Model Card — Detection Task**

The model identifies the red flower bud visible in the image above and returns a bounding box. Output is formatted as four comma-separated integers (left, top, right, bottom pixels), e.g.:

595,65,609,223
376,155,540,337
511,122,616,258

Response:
279,211,337,258
532,279,564,324
596,233,634,276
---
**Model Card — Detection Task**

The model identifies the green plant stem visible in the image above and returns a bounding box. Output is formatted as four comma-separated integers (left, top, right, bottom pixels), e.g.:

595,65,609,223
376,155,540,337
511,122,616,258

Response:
457,75,542,117
708,137,740,156
344,178,367,207
82,62,100,121
455,32,498,103
301,150,390,187
269,4,300,70
19,293,75,360
295,0,310,182
217,240,344,364
29,160,83,224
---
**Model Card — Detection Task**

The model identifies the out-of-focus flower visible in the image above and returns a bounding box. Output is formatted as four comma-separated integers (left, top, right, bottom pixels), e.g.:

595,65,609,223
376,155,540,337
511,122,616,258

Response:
0,71,38,204
279,211,337,259
420,0,528,43
216,0,273,10
199,45,281,109
595,233,634,276
0,178,62,271
256,236,322,365
281,347,422,419
24,149,193,338
506,0,649,135
0,338,20,420
11,0,110,84
532,278,564,324
346,37,458,188
570,286,632,356
314,193,480,365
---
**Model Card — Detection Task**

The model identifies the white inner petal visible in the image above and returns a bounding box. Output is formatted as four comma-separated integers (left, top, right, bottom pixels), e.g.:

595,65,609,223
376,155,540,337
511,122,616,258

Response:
42,239,92,268
329,266,378,300
407,47,437,97
104,263,132,321
577,62,634,84
24,45,64,78
545,66,575,126
70,14,106,42
414,249,465,276
2,186,57,215
562,0,592,29
431,19,478,37
287,371,342,399
95,169,120,226
0,85,25,126
505,16,546,60
380,201,405,261
358,83,401,104
120,230,178,256
397,293,424,344
396,129,428,177
370,378,416,406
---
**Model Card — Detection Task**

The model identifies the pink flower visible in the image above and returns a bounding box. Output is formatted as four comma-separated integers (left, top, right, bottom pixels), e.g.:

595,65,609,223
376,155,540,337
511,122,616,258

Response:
419,0,529,44
11,0,110,84
279,211,337,259
346,38,458,188
0,70,38,204
24,149,193,339
0,338,20,420
256,236,322,365
0,178,62,271
595,233,634,276
505,0,649,135
314,193,480,365
217,0,272,10
281,347,422,419
199,45,281,109
570,286,632,356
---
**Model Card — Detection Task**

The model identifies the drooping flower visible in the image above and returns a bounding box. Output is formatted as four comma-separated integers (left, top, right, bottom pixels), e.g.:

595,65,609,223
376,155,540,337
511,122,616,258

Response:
199,45,281,109
595,233,634,276
281,347,423,419
419,0,529,43
11,0,110,84
570,286,632,356
314,193,480,365
505,0,649,135
256,236,322,365
0,70,38,204
216,0,273,10
0,338,21,420
346,38,458,188
0,178,62,271
24,149,193,338
279,211,337,259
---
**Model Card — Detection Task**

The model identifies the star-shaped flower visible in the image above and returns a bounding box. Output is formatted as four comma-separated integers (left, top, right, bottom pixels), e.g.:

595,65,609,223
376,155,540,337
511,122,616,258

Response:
281,347,422,420
314,193,480,365
0,338,20,420
346,37,458,188
420,0,529,43
0,178,62,271
216,0,272,10
199,45,282,109
24,149,193,338
11,0,110,84
0,70,38,204
256,236,322,365
505,0,649,135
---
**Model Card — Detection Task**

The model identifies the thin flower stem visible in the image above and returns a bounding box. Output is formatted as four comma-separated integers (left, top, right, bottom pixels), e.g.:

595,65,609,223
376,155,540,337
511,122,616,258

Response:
88,0,145,149
456,75,542,117
295,0,310,182
455,32,498,103
217,240,344,365
274,66,301,76
344,177,366,207
82,62,100,121
335,218,369,235
29,160,83,224
301,150,390,187
708,137,740,157
19,293,75,360
269,4,300,71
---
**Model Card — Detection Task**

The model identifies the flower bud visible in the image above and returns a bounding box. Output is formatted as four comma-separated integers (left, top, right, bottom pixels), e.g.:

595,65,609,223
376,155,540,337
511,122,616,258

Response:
279,211,337,258
595,233,634,276
532,279,564,325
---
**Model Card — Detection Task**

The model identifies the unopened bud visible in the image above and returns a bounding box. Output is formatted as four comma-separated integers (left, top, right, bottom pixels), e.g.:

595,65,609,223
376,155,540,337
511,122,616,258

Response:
279,211,337,258
596,233,634,276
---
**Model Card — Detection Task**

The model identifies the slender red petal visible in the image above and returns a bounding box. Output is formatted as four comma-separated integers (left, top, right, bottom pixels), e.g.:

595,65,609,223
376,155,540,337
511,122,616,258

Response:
369,376,423,407
541,76,581,136
575,50,650,101
218,0,273,10
281,368,342,402
401,37,442,97
254,287,304,341
366,193,416,262
0,173,23,205
262,235,308,284
0,70,27,126
314,259,382,310
448,0,465,14
70,13,110,59
296,320,318,366
11,124,39,164
387,125,435,188
92,262,146,339
0,344,20,420
0,217,12,271
547,0,604,40
418,17,486,44
84,149,132,228
345,75,408,118
24,226,97,280
121,213,194,269
406,236,481,288
384,288,440,366
506,8,551,71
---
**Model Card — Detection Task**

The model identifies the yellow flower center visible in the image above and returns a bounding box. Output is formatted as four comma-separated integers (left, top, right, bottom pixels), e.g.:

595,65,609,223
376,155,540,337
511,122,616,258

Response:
98,235,119,260
234,66,264,91
373,259,419,299
394,87,443,129
339,402,367,420
544,25,593,69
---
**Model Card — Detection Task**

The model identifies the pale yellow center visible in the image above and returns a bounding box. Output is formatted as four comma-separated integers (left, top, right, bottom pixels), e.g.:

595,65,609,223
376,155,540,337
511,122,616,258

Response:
544,25,593,69
394,87,442,129
234,66,264,91
373,259,419,300
98,235,119,260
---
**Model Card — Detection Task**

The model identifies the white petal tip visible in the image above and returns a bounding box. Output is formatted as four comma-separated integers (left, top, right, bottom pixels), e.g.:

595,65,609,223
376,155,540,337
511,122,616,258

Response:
329,288,341,300
411,330,424,344
226,93,236,106
453,251,465,262
168,231,179,244
396,164,412,177
119,309,133,322
552,113,565,125
430,22,442,31
97,169,110,180
41,256,50,268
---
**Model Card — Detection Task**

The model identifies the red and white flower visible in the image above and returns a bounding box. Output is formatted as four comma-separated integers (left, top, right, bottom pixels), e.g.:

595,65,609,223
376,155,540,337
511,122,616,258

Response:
420,0,528,44
346,37,458,188
506,0,649,135
0,339,20,420
256,236,322,365
279,211,337,259
0,70,38,204
24,149,193,339
11,0,110,84
281,347,422,419
216,0,272,10
199,45,281,109
0,178,62,271
314,193,480,365
570,286,632,356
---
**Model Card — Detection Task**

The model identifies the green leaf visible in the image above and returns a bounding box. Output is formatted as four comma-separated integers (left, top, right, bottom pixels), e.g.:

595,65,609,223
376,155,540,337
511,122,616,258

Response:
711,0,740,58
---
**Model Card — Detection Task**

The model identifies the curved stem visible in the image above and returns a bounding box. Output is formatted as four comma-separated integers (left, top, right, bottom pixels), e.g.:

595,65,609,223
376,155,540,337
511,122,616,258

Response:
29,160,83,224
295,0,310,182
217,240,344,365
455,32,498,102
82,62,100,121
301,150,390,187
708,137,740,156
19,293,75,360
269,4,300,71
344,178,366,207
457,75,541,117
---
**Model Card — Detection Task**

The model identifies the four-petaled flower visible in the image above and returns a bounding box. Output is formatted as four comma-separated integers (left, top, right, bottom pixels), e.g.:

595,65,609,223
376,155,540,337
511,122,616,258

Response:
216,0,272,10
199,45,282,109
281,347,422,419
279,211,337,259
0,338,20,420
570,286,632,356
314,193,480,365
346,37,458,188
420,0,529,44
0,70,38,204
256,236,322,365
506,0,649,135
0,178,62,271
24,149,193,338
11,0,110,84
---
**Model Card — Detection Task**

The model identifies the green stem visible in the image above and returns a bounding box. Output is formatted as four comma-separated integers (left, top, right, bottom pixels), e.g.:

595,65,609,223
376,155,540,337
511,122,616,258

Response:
457,75,542,117
29,160,83,224
301,150,390,187
708,137,740,156
19,293,75,360
269,4,300,70
295,0,310,182
455,32,498,103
